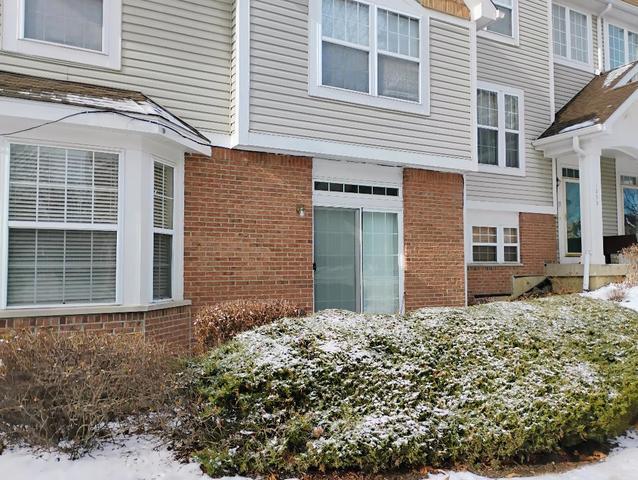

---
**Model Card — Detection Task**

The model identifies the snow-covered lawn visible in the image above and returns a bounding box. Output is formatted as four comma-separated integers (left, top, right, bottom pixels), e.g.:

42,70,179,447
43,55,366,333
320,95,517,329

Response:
584,283,638,313
2,430,638,480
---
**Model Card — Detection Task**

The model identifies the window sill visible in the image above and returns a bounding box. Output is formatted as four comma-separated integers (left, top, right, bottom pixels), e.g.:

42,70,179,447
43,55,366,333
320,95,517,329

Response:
553,56,595,74
477,163,526,177
468,262,523,267
477,29,519,47
308,84,430,116
0,300,192,319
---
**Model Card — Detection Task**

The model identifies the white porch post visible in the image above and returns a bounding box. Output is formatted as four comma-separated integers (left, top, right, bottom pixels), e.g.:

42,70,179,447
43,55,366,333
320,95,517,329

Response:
578,144,606,265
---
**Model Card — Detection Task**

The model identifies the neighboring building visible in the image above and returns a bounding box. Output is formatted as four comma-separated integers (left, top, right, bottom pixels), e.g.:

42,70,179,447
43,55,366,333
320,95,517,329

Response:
2,0,638,345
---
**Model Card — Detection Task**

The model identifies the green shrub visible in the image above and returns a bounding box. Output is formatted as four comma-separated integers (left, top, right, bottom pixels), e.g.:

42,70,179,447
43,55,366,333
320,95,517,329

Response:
190,295,638,475
0,331,178,457
193,299,305,350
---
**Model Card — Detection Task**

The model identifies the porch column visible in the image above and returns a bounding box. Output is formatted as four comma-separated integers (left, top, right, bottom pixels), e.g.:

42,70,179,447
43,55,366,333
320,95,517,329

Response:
578,145,606,265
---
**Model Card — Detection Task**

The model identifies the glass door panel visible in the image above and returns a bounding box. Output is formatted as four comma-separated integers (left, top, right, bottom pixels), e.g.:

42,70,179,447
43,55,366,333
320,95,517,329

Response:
624,187,638,235
313,207,358,311
362,211,400,314
565,181,582,254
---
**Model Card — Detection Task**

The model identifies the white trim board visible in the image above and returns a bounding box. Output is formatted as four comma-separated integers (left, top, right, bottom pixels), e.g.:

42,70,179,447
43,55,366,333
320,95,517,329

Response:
465,200,556,215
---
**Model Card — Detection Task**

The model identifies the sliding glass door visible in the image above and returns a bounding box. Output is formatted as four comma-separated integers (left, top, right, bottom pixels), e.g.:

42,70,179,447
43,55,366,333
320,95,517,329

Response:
314,207,400,314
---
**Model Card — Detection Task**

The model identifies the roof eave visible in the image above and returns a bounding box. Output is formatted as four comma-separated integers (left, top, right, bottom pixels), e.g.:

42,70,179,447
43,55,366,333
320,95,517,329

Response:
533,124,605,154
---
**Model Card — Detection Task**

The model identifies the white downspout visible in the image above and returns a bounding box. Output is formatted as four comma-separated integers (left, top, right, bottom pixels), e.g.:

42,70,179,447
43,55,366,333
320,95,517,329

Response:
572,136,591,291
597,2,613,73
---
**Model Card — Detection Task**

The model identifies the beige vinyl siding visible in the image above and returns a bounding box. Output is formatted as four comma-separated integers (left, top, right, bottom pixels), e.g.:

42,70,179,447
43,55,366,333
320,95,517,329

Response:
230,0,238,135
0,0,232,134
248,0,473,160
465,0,553,208
601,157,619,237
554,63,594,111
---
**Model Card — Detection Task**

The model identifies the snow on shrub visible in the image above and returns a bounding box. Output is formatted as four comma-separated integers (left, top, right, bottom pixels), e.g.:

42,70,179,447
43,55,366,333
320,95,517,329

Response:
191,295,638,475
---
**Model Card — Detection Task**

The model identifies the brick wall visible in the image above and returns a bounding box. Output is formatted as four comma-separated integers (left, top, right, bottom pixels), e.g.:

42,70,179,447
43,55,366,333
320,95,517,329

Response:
0,305,192,348
403,168,466,309
184,147,314,312
467,213,557,302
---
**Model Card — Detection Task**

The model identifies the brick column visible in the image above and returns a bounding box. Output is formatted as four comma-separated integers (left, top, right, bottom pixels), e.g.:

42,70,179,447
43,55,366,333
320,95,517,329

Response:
183,147,314,312
403,169,466,309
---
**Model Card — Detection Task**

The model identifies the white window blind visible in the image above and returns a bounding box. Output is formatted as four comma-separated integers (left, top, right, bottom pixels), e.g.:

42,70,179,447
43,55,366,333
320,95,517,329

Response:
153,162,174,300
552,5,590,65
471,226,519,263
24,0,104,51
7,144,119,306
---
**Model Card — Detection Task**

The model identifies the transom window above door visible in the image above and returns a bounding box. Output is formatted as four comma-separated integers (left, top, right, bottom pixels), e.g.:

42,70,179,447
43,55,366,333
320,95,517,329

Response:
1,0,122,69
552,4,591,69
309,0,429,115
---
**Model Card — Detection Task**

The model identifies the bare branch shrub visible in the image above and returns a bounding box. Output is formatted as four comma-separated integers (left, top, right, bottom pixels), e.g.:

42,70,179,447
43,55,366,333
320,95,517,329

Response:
0,331,178,457
621,243,638,286
193,299,305,351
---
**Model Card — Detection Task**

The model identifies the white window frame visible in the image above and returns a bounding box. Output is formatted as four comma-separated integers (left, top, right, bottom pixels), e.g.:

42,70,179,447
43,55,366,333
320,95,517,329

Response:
552,3,594,73
466,210,520,266
308,0,430,115
605,20,638,71
478,0,519,46
0,139,124,310
616,171,638,236
1,0,122,70
476,81,525,176
152,159,176,303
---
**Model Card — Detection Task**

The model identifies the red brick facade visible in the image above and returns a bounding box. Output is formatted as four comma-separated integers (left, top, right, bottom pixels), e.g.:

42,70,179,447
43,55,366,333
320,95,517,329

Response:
0,305,192,348
403,168,466,309
467,213,557,303
183,147,314,312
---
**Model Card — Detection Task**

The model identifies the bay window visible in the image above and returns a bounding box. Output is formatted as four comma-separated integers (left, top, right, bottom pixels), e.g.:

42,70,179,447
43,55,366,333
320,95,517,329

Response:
309,0,428,114
608,24,638,70
5,144,119,306
552,4,591,67
153,162,174,301
477,84,524,172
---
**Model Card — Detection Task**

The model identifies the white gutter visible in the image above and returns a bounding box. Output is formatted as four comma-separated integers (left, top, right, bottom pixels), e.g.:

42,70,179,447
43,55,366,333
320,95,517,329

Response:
572,136,591,291
597,2,613,73
532,123,604,149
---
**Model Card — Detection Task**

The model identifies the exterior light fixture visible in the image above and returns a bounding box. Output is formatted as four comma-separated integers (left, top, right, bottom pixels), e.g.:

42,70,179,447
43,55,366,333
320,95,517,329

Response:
296,205,306,218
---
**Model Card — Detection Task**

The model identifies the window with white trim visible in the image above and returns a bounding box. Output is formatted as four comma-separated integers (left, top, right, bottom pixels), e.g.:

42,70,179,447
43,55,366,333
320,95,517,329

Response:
6,144,119,306
552,4,591,66
621,175,638,235
1,0,121,69
153,162,174,301
485,0,516,38
608,23,638,69
477,85,523,170
471,226,519,263
310,0,428,114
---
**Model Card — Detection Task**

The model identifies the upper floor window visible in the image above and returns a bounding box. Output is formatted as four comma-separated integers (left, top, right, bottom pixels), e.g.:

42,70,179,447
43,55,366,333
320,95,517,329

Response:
552,4,591,68
486,0,515,37
5,144,119,307
477,83,524,173
1,0,122,69
608,23,638,70
309,0,429,115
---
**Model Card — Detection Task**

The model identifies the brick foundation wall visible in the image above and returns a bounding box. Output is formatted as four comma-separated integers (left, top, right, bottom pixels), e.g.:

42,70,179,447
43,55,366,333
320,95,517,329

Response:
467,213,557,303
184,147,314,313
0,305,192,348
403,168,466,309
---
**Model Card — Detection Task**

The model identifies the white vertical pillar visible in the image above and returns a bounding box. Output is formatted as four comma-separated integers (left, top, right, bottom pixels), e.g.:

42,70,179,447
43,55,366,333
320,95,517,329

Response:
578,145,606,265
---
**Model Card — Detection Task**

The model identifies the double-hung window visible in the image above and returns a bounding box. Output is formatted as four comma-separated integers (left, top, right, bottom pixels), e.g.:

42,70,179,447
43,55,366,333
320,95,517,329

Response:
607,24,638,70
485,0,517,39
552,4,591,68
310,0,428,114
1,0,121,69
471,226,519,264
477,84,523,171
153,162,174,301
5,144,119,307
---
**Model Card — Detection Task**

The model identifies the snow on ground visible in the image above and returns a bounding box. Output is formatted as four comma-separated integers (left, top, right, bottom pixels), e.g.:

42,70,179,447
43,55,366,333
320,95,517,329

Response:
3,430,638,480
583,283,638,312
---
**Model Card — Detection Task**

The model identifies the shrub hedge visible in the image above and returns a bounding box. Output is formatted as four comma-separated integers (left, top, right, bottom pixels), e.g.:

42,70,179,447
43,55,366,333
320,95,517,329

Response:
193,299,305,350
191,295,638,476
0,331,177,457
